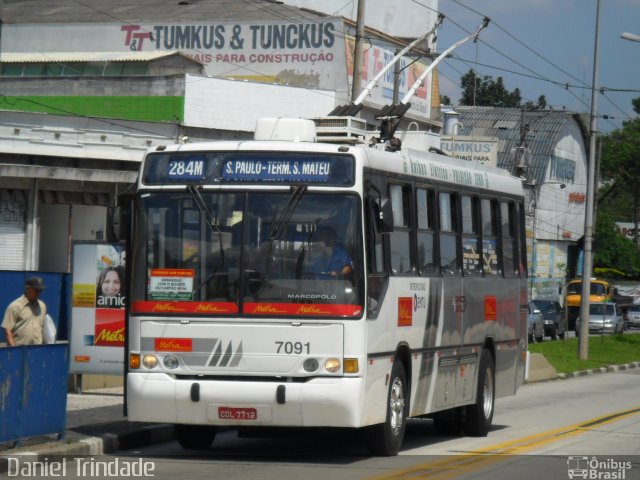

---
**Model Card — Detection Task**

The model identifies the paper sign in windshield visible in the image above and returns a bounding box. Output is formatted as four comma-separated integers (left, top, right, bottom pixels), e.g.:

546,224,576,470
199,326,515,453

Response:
149,269,194,300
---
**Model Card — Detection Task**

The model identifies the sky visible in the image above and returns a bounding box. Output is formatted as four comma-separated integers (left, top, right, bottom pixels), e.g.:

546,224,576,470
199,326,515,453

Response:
434,0,640,133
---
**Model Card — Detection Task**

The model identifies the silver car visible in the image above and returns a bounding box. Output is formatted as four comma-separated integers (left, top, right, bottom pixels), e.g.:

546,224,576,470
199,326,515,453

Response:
576,303,624,336
626,305,640,329
528,302,544,343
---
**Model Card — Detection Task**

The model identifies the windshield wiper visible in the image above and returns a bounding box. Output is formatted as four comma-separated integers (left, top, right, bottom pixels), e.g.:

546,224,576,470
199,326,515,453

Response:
187,185,226,270
269,185,307,240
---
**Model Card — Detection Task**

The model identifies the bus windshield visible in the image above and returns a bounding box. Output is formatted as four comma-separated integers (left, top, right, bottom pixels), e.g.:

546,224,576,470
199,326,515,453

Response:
131,190,364,318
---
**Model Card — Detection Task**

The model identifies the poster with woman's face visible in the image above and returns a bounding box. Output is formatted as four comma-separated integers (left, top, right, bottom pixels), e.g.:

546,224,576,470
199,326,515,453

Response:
70,242,126,374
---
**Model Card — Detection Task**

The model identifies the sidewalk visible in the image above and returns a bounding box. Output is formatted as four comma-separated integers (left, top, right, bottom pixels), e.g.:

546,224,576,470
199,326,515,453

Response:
0,387,175,474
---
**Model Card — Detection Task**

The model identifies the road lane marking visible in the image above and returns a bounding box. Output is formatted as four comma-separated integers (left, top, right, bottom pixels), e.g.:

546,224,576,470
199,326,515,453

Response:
371,406,640,480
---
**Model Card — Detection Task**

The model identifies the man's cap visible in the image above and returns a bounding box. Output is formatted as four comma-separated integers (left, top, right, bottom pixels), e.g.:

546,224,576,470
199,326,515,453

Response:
25,276,45,291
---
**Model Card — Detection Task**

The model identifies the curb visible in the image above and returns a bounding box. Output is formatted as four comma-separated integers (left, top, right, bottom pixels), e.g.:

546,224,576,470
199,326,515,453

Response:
557,361,640,380
0,424,175,474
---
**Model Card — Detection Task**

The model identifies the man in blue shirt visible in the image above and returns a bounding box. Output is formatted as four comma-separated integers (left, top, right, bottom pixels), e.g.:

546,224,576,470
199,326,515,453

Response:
306,225,353,279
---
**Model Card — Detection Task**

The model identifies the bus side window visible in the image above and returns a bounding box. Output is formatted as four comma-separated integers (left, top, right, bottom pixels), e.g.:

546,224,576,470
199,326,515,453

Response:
501,201,518,277
517,201,527,276
416,187,436,275
481,198,500,276
461,195,481,276
389,183,413,274
439,192,460,276
365,197,385,274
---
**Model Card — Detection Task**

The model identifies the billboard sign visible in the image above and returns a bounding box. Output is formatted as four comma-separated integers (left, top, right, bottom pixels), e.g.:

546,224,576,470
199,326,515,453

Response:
70,242,126,374
3,20,348,91
439,136,499,167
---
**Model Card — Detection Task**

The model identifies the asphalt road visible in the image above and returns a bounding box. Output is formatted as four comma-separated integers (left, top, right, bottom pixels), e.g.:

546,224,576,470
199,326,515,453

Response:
60,368,640,480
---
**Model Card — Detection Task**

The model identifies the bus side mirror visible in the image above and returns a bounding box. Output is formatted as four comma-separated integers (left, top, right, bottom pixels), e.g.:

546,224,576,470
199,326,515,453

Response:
377,198,394,234
108,205,129,242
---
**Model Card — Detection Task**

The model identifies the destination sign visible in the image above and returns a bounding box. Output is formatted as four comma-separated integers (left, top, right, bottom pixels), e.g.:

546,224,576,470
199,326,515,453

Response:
142,152,354,186
222,158,330,182
167,158,205,181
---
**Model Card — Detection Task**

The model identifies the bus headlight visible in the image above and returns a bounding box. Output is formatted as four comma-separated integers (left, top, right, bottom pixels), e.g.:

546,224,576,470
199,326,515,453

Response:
303,358,319,372
142,355,158,369
325,358,341,373
163,355,179,370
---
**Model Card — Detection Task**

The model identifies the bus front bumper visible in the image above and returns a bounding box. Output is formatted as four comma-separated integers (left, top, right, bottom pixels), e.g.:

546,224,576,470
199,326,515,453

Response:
127,372,365,428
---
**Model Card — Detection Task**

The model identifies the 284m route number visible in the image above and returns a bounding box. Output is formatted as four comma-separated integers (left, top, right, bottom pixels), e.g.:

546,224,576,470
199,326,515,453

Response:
275,341,310,354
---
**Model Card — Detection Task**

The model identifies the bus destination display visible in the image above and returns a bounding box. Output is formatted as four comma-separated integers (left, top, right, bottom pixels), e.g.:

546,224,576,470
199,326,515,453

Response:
222,158,330,182
143,152,354,186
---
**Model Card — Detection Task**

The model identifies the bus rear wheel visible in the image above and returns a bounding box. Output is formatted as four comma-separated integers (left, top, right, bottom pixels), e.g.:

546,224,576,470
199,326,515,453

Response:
366,360,408,456
175,424,218,450
462,349,494,437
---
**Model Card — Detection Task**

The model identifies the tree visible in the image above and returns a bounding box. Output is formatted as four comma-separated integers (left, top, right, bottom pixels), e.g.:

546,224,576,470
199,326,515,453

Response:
597,96,640,276
593,209,640,277
460,69,521,107
459,70,546,109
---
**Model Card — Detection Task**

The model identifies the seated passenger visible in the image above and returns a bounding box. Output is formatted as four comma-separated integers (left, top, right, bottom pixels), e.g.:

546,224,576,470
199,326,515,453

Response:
305,225,353,279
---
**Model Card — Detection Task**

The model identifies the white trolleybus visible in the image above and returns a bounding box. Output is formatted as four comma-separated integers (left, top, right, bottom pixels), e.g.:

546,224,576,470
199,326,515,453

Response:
125,118,527,456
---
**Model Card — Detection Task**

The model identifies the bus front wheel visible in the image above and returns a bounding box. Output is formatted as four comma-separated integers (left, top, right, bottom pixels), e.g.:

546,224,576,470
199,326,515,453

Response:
366,360,408,456
175,424,218,450
462,349,495,437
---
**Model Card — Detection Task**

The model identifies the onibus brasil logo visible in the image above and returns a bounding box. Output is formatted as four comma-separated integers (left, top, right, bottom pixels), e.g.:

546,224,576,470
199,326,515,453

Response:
567,457,632,479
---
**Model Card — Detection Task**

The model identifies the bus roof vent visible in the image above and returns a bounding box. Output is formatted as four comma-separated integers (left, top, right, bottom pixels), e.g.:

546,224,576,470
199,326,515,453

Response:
254,117,316,142
310,116,369,144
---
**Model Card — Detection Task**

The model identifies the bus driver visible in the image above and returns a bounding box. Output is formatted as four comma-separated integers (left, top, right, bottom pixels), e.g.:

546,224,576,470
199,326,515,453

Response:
305,225,353,279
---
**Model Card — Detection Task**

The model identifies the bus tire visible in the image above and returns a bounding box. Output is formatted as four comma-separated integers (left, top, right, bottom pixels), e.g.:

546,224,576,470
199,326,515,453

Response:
366,360,408,456
462,349,494,437
175,424,217,450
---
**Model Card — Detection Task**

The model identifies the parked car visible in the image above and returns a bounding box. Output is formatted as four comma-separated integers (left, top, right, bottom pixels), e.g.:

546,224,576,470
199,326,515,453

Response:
528,302,544,343
626,304,640,329
576,302,624,336
530,299,566,340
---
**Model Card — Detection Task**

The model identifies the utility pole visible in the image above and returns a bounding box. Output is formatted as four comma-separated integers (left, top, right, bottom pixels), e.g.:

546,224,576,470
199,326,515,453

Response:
351,0,366,102
579,0,601,360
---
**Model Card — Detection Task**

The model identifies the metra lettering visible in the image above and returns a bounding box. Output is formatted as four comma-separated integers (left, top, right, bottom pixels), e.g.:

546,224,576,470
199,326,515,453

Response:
152,303,185,312
296,306,329,314
157,340,189,351
249,23,335,49
95,328,125,343
252,304,285,313
195,304,226,312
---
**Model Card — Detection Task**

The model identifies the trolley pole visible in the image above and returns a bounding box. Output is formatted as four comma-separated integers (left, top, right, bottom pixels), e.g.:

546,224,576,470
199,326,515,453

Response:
579,0,601,360
351,0,366,102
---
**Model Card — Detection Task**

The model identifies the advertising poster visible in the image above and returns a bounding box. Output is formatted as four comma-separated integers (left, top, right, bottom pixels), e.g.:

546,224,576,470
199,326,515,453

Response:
70,242,126,374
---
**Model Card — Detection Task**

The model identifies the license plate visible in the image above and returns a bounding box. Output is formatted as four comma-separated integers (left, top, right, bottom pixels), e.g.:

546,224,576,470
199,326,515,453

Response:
218,406,258,420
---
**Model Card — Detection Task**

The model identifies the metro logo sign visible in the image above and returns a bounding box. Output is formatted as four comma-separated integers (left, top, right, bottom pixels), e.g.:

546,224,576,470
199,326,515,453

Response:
485,296,497,321
398,297,413,327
